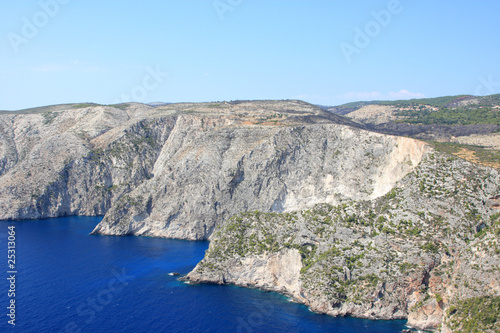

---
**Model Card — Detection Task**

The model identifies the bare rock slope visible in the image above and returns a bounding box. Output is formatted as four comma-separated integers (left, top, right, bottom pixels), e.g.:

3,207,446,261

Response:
185,151,500,332
1,100,498,331
0,103,174,219
93,119,426,240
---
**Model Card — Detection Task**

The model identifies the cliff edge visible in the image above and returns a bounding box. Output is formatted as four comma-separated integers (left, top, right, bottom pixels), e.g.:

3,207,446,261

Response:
184,151,500,332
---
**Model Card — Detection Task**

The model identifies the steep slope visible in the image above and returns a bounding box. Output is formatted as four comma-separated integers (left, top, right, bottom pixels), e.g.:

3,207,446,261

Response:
0,100,365,227
1,99,427,241
91,120,426,240
2,98,499,331
326,94,500,142
184,151,500,332
0,103,174,219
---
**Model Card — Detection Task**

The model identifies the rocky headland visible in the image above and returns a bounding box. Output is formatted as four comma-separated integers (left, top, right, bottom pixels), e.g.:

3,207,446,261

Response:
1,98,499,332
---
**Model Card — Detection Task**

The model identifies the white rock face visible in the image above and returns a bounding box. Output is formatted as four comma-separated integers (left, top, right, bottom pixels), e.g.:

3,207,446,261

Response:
93,122,427,240
0,103,171,220
3,101,499,331
183,149,500,330
0,100,426,241
188,248,303,297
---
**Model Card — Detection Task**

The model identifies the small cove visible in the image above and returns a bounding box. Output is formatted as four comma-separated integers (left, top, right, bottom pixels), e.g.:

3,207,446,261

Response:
0,216,407,332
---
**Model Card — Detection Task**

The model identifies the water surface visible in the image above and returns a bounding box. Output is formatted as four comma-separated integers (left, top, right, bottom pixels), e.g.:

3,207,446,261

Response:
0,217,407,332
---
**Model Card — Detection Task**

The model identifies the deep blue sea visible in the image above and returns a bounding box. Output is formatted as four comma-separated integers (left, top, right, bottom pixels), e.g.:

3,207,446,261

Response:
0,216,407,332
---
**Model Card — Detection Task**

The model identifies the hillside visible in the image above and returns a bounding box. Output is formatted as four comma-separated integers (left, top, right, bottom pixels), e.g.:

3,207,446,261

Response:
324,94,500,169
184,151,500,332
0,100,364,227
1,98,499,331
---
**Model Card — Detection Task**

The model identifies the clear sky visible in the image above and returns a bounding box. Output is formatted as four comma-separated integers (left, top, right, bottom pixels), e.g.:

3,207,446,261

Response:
1,0,499,110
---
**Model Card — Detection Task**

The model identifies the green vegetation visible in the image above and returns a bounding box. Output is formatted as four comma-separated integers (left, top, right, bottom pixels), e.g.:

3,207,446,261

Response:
207,103,222,108
421,241,439,253
42,111,58,125
206,211,290,260
109,103,130,110
396,105,500,126
72,103,99,109
392,95,472,108
335,94,476,113
366,95,473,108
357,274,379,285
429,141,500,168
195,150,499,331
398,262,418,273
384,189,397,199
94,184,119,192
446,296,500,332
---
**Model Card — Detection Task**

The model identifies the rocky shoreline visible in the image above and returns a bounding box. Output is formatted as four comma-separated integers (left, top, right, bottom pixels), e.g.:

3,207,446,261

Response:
183,151,500,332
2,100,499,332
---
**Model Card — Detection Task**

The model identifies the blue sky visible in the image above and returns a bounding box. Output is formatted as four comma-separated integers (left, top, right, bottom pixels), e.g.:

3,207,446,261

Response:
1,0,499,110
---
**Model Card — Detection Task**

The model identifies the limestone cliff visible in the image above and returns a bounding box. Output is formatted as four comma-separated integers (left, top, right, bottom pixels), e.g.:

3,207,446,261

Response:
2,100,499,331
2,100,348,222
0,99,423,239
184,151,500,332
0,103,174,219
93,120,426,240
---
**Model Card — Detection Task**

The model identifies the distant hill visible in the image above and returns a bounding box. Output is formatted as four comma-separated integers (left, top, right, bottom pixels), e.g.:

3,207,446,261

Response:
1,99,499,331
147,102,172,107
321,93,500,168
324,94,500,116
0,103,99,114
320,94,500,137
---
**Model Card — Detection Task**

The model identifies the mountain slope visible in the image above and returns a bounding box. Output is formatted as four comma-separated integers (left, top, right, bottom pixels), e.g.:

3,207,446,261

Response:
1,98,499,331
184,150,500,331
324,94,500,169
92,121,426,239
0,100,368,228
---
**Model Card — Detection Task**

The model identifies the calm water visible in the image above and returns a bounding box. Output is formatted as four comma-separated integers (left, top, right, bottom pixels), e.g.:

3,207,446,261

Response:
0,217,407,332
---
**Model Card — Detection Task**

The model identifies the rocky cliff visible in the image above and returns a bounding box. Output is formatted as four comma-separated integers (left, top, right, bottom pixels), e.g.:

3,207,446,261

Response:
0,99,424,239
92,117,425,240
0,103,174,219
184,151,500,332
2,100,346,222
1,99,499,331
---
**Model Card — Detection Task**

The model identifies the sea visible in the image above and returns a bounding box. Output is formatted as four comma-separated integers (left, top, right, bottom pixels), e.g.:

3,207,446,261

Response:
0,216,408,332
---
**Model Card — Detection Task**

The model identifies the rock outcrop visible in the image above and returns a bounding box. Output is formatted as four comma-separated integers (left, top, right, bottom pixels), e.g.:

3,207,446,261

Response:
0,99,425,239
93,120,426,240
0,103,174,219
184,152,500,332
2,100,499,331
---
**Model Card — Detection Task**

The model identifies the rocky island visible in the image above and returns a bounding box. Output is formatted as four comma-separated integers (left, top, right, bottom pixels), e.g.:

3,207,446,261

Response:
1,96,499,332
